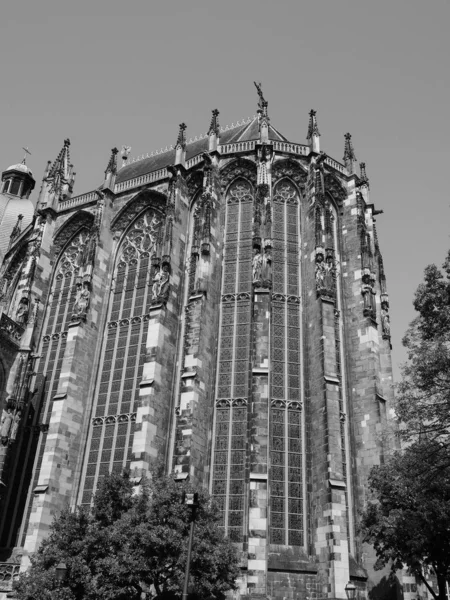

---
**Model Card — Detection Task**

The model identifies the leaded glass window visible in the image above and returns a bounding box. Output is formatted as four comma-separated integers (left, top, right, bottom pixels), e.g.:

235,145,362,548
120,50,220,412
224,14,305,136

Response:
79,209,164,505
269,180,304,546
212,179,253,542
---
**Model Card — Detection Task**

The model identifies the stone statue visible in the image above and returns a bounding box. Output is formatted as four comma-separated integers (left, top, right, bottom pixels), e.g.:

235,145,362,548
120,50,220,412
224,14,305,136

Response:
152,265,170,303
1,409,13,444
252,249,263,284
15,297,29,326
73,283,90,319
315,253,326,289
9,411,21,443
262,248,272,285
381,301,391,337
158,265,170,302
323,254,335,294
152,267,162,301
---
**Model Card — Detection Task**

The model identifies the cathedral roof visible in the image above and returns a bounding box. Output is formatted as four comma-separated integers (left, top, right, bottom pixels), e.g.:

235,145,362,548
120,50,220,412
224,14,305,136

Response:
115,117,290,185
0,194,34,263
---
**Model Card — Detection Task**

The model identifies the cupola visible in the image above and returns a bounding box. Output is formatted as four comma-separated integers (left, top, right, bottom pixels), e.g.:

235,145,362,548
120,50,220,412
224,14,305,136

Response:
1,154,35,199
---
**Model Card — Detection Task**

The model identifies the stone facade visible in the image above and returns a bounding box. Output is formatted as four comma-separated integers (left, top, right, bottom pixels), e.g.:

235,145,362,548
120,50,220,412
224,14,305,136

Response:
0,92,396,600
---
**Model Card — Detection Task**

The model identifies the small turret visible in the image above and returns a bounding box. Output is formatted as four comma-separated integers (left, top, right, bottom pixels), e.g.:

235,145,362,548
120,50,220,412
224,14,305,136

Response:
307,109,321,154
175,123,187,167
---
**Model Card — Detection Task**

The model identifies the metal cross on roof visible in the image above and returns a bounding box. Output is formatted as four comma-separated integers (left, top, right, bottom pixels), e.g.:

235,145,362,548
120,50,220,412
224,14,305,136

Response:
22,146,31,164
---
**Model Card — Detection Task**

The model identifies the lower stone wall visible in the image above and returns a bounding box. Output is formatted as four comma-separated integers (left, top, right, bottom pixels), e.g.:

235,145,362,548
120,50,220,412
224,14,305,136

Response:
267,570,322,600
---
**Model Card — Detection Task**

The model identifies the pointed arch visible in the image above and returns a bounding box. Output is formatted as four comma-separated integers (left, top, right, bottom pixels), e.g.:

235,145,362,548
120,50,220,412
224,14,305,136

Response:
186,169,203,203
324,172,347,209
272,158,307,190
220,158,257,195
53,210,95,258
111,189,167,235
78,204,167,505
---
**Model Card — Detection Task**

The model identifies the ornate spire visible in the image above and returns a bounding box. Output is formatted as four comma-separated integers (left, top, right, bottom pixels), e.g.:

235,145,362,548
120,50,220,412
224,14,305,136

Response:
343,133,357,174
307,110,320,153
175,123,187,167
105,148,118,176
208,109,220,136
359,162,369,188
48,138,71,180
41,138,74,206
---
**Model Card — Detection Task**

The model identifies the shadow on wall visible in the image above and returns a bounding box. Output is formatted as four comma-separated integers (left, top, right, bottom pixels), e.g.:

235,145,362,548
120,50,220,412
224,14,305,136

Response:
369,575,402,600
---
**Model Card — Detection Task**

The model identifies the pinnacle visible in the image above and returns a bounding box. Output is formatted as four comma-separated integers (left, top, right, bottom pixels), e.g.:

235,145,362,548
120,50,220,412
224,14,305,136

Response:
307,109,320,141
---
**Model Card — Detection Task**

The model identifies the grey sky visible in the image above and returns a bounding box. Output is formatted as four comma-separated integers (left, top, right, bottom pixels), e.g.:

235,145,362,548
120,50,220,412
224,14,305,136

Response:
1,0,449,379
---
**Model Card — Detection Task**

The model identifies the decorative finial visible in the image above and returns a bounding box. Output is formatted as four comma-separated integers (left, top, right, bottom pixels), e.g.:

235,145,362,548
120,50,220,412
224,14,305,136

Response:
359,162,369,188
208,110,220,136
343,133,357,173
21,146,31,165
254,81,267,112
307,110,321,141
105,148,119,176
64,138,70,147
176,123,187,150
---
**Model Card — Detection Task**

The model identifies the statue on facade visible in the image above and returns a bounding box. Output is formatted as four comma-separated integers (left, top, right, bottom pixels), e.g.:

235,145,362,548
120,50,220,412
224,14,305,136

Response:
381,298,391,338
252,248,263,284
262,247,272,287
15,297,29,326
151,264,170,304
72,283,91,320
315,252,326,291
1,409,13,445
322,252,336,296
9,411,21,443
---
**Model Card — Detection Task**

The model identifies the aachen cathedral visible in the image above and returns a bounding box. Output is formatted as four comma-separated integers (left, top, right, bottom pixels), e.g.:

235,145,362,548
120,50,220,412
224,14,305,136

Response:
0,85,397,600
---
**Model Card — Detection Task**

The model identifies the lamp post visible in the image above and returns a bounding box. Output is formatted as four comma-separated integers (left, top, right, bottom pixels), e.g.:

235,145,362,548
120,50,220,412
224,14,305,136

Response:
345,581,357,600
182,492,198,600
55,562,67,584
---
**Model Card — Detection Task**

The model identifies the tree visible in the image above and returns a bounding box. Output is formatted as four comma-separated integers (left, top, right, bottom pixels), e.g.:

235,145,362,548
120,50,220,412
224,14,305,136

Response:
14,472,240,600
360,441,450,600
360,249,450,600
396,250,450,442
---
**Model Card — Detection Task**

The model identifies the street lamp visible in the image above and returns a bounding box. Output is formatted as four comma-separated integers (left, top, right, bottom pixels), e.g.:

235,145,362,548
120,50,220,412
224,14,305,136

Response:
55,562,67,584
181,492,198,600
345,581,357,600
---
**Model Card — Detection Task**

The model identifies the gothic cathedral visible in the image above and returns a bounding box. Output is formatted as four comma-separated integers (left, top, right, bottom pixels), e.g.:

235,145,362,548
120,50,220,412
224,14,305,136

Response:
0,89,394,600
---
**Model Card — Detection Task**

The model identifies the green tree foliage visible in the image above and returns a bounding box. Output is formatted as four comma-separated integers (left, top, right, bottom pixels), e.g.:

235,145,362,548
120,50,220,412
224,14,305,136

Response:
14,472,239,600
361,441,450,600
360,250,450,600
396,250,450,441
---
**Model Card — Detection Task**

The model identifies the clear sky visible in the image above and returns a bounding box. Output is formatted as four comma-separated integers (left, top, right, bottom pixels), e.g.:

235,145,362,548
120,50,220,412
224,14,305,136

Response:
0,0,448,380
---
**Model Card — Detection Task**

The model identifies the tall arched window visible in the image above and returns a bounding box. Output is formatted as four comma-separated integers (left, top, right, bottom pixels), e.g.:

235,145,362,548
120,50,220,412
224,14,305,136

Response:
270,179,304,547
17,228,89,545
79,208,164,505
212,178,253,543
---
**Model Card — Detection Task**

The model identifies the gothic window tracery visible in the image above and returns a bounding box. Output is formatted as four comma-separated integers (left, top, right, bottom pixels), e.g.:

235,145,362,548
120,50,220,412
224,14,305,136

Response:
270,179,304,546
212,178,253,543
79,208,164,505
19,227,89,544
